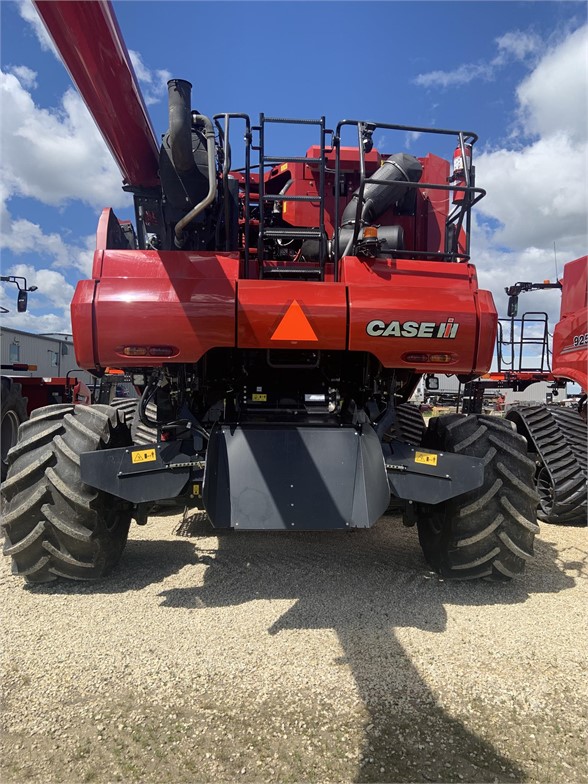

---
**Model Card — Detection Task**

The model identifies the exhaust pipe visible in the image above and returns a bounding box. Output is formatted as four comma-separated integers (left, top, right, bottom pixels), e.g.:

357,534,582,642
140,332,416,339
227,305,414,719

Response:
167,79,197,174
165,79,218,247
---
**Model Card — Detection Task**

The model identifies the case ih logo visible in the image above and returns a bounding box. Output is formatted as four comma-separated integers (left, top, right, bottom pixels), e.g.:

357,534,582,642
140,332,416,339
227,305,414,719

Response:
366,318,460,338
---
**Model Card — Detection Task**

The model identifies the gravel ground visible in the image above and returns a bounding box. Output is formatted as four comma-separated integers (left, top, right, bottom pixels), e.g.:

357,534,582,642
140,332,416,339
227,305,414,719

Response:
1,511,586,784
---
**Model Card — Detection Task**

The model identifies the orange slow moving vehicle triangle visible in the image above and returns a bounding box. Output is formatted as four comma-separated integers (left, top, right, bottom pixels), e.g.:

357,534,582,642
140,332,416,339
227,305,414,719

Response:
271,300,318,341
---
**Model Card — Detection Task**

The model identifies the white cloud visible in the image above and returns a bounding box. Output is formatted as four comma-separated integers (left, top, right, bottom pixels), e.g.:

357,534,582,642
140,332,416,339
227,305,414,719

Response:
0,178,95,276
516,25,588,143
0,190,93,332
414,28,541,88
0,306,72,335
473,225,567,326
495,31,542,62
476,133,587,251
16,0,57,54
0,71,130,209
414,62,490,89
475,24,588,257
7,64,37,90
4,263,75,309
0,262,74,334
129,50,171,106
405,131,422,149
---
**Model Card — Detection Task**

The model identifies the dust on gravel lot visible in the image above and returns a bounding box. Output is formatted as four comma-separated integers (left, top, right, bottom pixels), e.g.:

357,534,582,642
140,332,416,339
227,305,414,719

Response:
1,512,586,784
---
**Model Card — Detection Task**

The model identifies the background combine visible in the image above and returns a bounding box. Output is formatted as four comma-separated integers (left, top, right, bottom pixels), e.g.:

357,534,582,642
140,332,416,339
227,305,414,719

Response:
502,257,587,524
2,0,543,584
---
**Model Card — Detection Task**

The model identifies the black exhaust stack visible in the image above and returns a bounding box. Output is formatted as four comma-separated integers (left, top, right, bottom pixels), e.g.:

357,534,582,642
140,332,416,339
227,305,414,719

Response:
159,79,211,217
167,79,197,175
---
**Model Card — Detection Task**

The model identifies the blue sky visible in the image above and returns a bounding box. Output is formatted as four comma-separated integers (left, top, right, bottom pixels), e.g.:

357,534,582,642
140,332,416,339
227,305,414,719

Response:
1,0,586,345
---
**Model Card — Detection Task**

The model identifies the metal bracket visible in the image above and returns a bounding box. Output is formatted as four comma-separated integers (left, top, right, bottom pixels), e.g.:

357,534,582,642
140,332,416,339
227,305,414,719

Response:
383,440,484,505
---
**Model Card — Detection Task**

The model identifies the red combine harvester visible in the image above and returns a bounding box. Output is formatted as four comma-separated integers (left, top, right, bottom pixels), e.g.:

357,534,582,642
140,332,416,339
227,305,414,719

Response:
2,0,540,584
501,257,587,523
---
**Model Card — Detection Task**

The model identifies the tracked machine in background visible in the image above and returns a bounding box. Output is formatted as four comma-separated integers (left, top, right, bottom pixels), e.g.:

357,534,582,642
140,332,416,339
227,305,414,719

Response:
501,257,588,524
1,0,540,584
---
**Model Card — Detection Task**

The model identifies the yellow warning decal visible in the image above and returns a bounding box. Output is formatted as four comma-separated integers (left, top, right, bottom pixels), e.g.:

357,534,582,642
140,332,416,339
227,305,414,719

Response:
280,163,289,173
252,393,267,402
415,451,438,466
131,448,157,464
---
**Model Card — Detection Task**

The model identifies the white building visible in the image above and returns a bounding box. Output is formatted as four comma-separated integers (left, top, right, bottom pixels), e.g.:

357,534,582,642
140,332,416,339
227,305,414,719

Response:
1,328,94,383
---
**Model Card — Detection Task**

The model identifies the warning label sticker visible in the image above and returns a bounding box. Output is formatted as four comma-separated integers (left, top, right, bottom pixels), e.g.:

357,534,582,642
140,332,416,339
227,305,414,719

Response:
415,451,438,466
131,449,157,464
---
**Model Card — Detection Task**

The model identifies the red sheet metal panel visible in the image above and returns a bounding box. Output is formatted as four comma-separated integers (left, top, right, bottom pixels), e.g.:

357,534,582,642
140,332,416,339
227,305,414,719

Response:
473,289,498,375
343,256,493,373
237,281,347,350
71,280,97,369
553,256,588,390
71,251,239,369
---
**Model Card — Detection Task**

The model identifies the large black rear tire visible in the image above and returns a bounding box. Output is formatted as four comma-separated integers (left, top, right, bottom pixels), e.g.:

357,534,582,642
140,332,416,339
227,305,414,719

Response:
1,378,29,481
110,397,159,446
416,414,539,581
2,404,133,583
384,402,426,445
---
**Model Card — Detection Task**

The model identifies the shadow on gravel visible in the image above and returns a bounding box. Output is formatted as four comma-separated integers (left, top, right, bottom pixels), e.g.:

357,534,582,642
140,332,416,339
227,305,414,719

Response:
24,539,199,595
155,513,576,782
23,510,576,779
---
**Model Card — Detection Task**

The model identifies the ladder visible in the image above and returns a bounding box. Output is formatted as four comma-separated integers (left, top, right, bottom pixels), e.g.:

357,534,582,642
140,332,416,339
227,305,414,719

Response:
255,115,327,279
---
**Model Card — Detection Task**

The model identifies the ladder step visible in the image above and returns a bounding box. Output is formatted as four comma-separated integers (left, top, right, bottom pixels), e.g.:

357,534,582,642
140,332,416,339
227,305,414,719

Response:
262,194,321,203
264,156,322,165
263,228,324,240
263,117,323,126
262,267,322,277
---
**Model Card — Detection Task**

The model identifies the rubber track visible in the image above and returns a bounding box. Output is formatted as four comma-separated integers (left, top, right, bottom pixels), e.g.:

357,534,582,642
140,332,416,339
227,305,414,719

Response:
507,405,587,524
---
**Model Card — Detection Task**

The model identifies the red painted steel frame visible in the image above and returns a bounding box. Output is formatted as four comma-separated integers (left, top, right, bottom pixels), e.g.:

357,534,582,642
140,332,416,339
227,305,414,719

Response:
33,0,159,188
552,256,588,391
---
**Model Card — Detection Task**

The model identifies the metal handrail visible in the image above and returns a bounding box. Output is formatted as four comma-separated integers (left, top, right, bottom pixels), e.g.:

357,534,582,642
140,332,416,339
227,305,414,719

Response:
333,119,483,280
213,113,251,277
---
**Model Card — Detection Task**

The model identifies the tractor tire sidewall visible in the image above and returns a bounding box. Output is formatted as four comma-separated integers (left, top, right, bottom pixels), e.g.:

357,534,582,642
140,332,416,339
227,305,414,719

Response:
417,414,538,580
417,414,464,571
2,404,75,581
2,404,133,582
45,405,133,579
110,397,158,446
1,379,29,481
